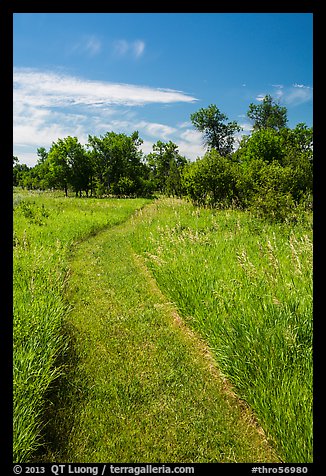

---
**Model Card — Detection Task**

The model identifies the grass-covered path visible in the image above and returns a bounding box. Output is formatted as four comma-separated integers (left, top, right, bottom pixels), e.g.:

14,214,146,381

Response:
41,208,278,463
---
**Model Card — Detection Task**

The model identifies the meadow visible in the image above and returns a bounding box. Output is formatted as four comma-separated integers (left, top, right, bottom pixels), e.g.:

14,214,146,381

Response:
13,189,150,461
129,199,313,462
13,190,312,463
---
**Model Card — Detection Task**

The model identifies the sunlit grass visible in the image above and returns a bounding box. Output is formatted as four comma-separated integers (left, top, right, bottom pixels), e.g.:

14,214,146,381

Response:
13,191,311,462
40,213,277,463
13,189,149,462
129,198,313,462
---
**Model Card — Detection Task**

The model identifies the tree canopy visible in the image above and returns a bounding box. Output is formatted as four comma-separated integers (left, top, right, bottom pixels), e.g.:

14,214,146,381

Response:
190,104,241,156
146,140,187,196
247,94,288,131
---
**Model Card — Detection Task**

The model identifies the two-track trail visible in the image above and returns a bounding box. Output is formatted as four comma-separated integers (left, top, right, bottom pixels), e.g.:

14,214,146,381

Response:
42,207,278,463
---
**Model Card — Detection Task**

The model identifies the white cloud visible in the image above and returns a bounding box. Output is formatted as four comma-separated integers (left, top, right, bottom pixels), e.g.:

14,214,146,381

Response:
178,121,192,129
136,121,176,140
133,40,145,58
177,139,205,161
85,36,102,56
13,67,198,165
177,128,205,160
134,124,205,161
284,84,313,105
112,39,146,59
180,128,202,144
68,35,101,57
272,83,312,105
139,139,155,156
254,83,312,107
239,122,253,132
14,68,197,108
293,83,307,88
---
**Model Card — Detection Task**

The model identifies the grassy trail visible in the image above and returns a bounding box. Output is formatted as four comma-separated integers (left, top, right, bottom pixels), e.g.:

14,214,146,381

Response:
41,209,278,463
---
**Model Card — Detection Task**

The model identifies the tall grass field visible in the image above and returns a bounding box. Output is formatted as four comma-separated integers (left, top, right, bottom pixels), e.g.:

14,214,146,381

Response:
13,189,149,462
13,190,312,463
129,198,313,462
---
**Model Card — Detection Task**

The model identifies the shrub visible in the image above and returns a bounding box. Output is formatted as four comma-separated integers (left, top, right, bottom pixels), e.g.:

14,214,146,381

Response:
18,201,50,225
249,189,295,222
182,150,238,207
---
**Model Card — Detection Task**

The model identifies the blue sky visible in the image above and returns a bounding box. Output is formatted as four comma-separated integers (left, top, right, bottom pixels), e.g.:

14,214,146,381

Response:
13,13,313,166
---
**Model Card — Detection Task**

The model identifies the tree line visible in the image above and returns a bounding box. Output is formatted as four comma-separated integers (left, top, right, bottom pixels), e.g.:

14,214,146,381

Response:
13,132,187,199
13,95,313,221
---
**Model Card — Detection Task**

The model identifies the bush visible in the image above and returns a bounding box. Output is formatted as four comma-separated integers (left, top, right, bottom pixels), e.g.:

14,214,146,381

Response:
18,201,50,226
182,150,238,207
249,189,295,222
112,177,136,196
239,160,311,222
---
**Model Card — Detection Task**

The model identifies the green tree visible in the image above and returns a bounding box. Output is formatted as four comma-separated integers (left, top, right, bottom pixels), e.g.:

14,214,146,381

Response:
233,123,313,221
247,95,288,131
87,131,146,197
146,140,187,195
235,128,285,165
245,161,297,222
182,149,238,207
279,124,313,160
278,125,313,201
47,136,89,196
13,161,30,187
36,147,48,164
47,140,70,196
190,104,241,156
235,125,312,199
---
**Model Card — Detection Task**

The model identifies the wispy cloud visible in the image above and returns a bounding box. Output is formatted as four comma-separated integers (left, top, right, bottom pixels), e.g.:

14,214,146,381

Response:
272,83,313,106
285,83,313,105
68,35,102,57
112,39,146,59
136,121,177,140
255,83,312,107
85,36,102,56
13,67,198,165
255,94,266,102
14,68,197,108
178,131,205,160
133,40,145,58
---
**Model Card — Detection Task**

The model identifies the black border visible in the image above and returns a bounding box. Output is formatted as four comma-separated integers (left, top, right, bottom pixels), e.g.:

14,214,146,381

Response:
3,1,320,473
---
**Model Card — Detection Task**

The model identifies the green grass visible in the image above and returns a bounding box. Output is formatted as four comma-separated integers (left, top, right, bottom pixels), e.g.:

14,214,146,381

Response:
13,189,150,462
129,198,313,462
14,191,311,463
39,215,277,463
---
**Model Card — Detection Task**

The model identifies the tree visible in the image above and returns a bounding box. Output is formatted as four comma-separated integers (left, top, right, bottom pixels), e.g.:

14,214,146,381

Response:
182,149,238,207
47,140,70,196
13,161,30,187
47,136,90,196
233,122,313,220
87,131,146,197
235,128,285,165
280,123,313,159
190,104,241,156
247,95,288,131
146,140,187,195
36,147,48,164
